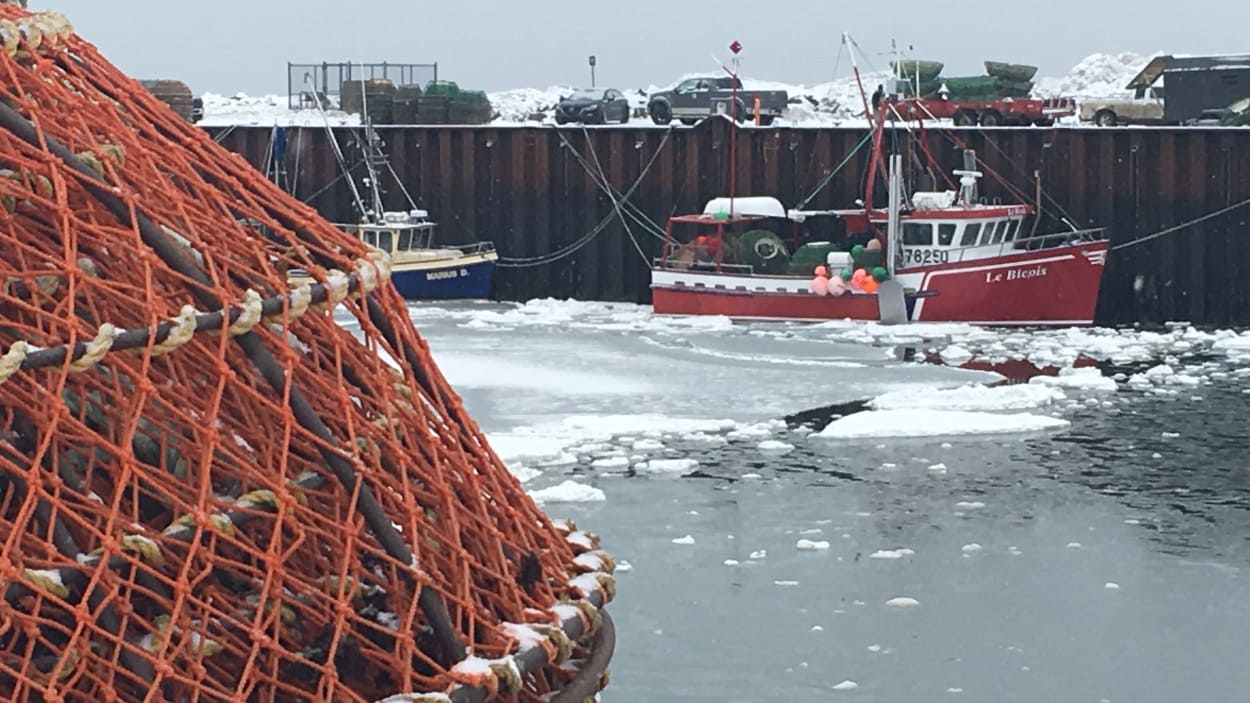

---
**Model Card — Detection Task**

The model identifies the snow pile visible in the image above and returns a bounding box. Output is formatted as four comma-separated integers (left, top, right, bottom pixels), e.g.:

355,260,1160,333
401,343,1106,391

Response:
1033,52,1156,99
199,53,1155,127
198,92,360,128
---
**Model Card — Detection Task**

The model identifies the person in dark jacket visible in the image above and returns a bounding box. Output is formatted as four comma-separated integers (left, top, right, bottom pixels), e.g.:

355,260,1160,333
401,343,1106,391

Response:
871,84,885,111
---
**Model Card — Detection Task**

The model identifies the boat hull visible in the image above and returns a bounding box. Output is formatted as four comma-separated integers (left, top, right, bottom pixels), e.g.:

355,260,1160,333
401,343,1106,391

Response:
390,254,497,300
651,241,1108,325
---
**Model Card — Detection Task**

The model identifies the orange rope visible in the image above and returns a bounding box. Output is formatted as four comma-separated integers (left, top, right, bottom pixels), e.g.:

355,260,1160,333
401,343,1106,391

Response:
0,7,608,702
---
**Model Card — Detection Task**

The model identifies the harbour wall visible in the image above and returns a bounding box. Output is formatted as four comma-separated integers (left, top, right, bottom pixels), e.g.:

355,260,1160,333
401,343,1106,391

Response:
211,119,1250,325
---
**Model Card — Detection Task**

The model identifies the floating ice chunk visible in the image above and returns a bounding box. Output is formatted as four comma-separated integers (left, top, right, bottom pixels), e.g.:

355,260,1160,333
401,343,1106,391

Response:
636,458,699,474
796,539,831,551
866,644,882,653
775,580,800,587
800,528,824,535
591,456,630,469
749,549,767,559
955,501,986,510
724,559,740,566
1104,582,1120,590
631,438,665,451
527,480,605,504
729,423,776,440
811,625,825,632
671,535,695,545
885,597,919,608
758,440,796,454
947,688,964,694
507,463,542,483
832,680,859,691
869,549,906,560
1030,367,1118,392
961,543,983,553
1066,542,1082,549
871,383,1065,412
940,344,974,364
815,409,1069,439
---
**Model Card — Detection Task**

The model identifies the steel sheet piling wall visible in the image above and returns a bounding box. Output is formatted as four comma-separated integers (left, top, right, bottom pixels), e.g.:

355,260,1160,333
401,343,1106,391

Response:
211,122,1250,325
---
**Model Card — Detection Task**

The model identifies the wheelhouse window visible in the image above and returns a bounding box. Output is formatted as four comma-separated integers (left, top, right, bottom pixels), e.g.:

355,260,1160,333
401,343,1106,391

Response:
398,230,413,252
377,230,393,252
960,222,982,246
1002,219,1021,242
985,220,1007,245
937,223,957,246
363,230,377,247
903,222,934,245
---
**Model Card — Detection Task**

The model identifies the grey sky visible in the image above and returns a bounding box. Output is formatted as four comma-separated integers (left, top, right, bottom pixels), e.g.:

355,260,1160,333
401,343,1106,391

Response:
31,0,1250,96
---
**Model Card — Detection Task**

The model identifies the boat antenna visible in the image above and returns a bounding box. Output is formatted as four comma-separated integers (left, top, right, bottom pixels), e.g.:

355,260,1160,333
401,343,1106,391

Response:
302,72,368,222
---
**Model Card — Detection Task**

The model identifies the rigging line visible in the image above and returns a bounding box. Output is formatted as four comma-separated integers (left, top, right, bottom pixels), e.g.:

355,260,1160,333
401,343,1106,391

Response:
211,124,236,144
583,126,651,265
300,157,366,204
795,130,874,210
303,72,367,220
928,122,1071,224
289,126,304,196
1110,196,1250,252
957,128,1079,225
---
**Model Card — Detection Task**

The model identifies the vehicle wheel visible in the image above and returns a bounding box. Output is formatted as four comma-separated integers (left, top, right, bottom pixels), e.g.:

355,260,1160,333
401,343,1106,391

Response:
1033,117,1055,127
620,111,631,125
649,101,672,125
1094,109,1117,127
555,115,568,125
680,118,698,126
757,115,775,126
979,110,1002,127
953,109,977,126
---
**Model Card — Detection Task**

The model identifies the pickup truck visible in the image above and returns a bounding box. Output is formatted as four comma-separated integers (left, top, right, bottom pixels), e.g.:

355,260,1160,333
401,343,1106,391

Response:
647,76,789,126
1079,87,1166,126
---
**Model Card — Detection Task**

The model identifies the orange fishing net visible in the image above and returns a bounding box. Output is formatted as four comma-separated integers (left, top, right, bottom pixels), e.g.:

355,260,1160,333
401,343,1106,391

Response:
0,6,614,702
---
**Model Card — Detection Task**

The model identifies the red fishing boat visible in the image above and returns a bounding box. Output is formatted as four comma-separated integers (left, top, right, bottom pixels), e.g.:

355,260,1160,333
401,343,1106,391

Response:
650,104,1109,325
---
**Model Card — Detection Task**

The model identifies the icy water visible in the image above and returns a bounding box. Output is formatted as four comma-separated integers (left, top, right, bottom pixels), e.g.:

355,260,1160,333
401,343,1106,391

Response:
386,301,1250,703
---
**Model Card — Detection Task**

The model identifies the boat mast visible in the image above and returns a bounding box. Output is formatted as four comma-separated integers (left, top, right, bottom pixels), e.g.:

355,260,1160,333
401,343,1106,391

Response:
358,76,386,223
886,152,903,276
844,33,872,123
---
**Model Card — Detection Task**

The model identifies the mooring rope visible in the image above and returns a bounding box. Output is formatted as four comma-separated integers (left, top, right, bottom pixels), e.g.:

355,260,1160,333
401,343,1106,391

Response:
494,127,672,267
795,129,874,210
582,125,652,265
1110,196,1250,251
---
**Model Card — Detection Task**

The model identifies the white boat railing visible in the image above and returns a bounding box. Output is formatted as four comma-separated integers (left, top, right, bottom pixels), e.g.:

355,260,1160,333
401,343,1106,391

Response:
933,227,1107,264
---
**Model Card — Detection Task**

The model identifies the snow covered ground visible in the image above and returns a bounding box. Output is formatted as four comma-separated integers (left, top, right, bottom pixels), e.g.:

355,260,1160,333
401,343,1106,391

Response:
200,52,1152,128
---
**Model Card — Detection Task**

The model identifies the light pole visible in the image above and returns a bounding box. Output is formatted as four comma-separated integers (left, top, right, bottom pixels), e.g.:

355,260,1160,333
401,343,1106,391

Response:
588,55,596,88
